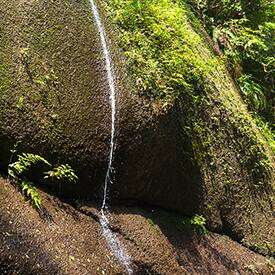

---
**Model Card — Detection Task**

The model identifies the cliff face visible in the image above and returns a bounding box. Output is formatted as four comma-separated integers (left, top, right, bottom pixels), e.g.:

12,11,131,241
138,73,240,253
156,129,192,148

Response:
0,0,274,256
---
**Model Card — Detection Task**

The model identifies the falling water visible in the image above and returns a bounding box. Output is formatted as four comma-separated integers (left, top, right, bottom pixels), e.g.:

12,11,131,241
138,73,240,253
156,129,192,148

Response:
88,1,133,274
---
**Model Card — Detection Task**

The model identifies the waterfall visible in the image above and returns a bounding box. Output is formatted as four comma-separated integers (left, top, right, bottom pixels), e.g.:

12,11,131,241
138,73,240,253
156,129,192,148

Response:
88,1,133,274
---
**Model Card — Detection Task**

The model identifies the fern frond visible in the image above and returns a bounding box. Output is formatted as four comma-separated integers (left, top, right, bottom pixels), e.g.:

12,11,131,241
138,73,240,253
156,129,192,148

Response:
238,74,266,111
8,152,77,211
19,153,51,167
21,180,41,209
8,153,51,179
44,164,78,183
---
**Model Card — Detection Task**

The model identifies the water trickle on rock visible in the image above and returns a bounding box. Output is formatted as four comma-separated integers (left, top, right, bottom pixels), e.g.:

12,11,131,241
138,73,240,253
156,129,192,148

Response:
88,1,133,274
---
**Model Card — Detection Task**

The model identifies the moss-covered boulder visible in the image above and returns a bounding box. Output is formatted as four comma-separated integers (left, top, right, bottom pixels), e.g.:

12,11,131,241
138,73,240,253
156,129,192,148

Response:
0,0,200,210
103,0,275,255
0,0,274,255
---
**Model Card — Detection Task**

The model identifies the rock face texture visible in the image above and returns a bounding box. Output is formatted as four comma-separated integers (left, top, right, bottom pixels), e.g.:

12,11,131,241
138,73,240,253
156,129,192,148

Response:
0,0,274,256
0,179,273,275
0,0,200,214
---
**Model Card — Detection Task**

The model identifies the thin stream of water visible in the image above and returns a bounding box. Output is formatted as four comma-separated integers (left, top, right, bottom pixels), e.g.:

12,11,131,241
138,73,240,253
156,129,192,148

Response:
88,1,133,274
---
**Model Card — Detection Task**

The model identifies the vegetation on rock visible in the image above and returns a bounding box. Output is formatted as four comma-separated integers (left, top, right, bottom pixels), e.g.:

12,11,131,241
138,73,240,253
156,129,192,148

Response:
0,0,274,261
103,0,274,186
187,0,274,137
103,0,274,255
8,152,78,209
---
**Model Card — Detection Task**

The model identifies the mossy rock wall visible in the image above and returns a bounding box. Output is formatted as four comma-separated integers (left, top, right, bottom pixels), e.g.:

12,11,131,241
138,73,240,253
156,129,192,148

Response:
0,0,200,212
102,0,275,255
0,0,274,255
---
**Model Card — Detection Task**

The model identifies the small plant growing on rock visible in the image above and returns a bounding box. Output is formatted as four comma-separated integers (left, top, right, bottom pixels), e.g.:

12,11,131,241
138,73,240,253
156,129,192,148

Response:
44,164,78,183
182,214,207,235
190,214,207,235
8,152,78,210
8,153,51,178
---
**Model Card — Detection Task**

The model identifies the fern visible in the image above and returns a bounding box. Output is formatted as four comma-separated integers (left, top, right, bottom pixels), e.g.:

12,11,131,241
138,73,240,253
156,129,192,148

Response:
8,153,50,210
8,141,21,167
21,180,41,209
44,164,78,183
8,153,78,210
182,214,208,235
8,153,51,179
238,74,266,111
187,0,274,126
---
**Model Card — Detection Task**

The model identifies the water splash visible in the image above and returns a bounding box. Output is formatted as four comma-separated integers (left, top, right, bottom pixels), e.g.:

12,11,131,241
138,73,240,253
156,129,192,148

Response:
88,0,133,274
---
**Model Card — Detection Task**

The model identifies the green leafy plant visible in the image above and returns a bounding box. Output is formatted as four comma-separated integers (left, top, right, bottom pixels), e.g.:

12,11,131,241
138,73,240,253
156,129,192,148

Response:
190,214,207,234
8,153,51,179
187,0,275,128
8,141,21,166
21,180,42,209
182,214,208,234
255,116,275,151
8,153,51,209
8,152,78,210
238,74,266,111
44,164,78,183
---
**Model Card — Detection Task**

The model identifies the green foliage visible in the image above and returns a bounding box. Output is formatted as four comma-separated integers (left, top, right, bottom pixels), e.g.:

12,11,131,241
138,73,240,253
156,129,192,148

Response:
238,74,266,111
190,214,207,234
182,214,207,234
104,0,217,106
8,151,78,210
44,164,78,183
9,141,21,156
8,153,51,179
9,141,21,165
8,153,51,209
104,0,274,184
187,0,275,127
255,116,275,151
21,180,41,209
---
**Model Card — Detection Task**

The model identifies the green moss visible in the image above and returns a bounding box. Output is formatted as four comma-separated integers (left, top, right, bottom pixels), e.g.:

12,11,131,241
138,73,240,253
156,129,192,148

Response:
0,63,10,93
103,0,274,189
103,0,219,104
103,1,274,253
255,116,275,152
0,29,12,122
147,218,161,232
0,30,11,95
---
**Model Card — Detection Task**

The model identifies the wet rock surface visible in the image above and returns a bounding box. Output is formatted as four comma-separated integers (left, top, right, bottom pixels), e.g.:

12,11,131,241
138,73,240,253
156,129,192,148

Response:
0,179,273,275
0,0,274,258
0,0,199,211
